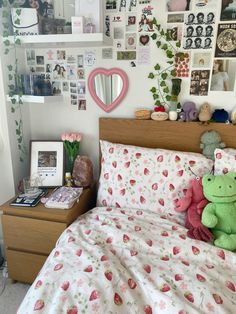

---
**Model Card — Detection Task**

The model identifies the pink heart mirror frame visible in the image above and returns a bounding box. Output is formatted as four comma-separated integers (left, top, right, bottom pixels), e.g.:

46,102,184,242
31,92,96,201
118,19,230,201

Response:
88,68,129,113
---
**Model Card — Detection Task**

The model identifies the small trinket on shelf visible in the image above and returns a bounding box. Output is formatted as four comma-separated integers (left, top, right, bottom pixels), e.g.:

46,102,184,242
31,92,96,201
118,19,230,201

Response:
65,172,72,187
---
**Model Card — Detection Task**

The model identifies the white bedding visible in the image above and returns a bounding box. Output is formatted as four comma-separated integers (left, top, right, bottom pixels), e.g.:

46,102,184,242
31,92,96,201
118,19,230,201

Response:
18,206,236,314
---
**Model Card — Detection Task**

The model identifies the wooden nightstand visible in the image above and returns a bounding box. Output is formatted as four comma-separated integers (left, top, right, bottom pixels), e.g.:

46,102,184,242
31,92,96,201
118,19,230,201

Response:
1,188,95,284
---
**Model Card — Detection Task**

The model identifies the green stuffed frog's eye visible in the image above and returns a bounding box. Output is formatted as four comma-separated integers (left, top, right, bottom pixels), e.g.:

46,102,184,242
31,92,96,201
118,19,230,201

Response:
208,178,212,181
235,177,236,180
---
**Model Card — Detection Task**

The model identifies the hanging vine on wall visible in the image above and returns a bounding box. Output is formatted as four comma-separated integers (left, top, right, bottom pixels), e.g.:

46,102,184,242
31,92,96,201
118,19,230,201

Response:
148,18,185,110
1,0,27,162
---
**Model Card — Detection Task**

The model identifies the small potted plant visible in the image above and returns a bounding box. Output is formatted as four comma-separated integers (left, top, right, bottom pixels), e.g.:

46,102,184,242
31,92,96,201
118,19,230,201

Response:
169,78,182,121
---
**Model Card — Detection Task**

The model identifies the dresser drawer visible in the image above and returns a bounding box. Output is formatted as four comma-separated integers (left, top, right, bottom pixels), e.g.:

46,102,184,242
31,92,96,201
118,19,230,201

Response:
2,215,66,254
6,249,47,284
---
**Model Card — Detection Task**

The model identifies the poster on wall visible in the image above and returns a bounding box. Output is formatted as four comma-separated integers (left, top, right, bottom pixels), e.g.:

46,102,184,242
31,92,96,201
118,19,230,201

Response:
105,0,118,12
138,5,155,32
210,59,236,91
215,23,236,58
166,0,192,12
190,70,210,95
192,51,212,68
221,0,236,21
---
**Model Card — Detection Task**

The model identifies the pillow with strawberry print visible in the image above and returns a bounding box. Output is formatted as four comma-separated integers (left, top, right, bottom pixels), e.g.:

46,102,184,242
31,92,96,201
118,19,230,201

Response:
214,148,236,175
97,141,214,224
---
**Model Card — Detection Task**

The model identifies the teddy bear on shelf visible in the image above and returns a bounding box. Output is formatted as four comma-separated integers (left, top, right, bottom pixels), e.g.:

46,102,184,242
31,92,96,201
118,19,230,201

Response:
175,178,214,242
179,101,198,122
202,172,236,251
200,130,225,160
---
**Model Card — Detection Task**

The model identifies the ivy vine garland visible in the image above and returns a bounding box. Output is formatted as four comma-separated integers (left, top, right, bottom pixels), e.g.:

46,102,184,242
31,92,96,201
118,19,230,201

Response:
1,0,27,162
148,18,185,110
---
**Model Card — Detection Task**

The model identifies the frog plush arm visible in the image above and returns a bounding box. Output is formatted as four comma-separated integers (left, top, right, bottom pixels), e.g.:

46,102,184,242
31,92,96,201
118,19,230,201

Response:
201,203,218,228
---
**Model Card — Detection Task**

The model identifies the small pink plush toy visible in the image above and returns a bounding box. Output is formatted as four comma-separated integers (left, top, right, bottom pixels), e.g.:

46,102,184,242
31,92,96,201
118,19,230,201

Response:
175,178,214,242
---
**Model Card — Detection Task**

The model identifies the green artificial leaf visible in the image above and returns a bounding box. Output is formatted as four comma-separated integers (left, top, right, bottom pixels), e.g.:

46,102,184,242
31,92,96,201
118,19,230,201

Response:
151,33,157,40
18,137,22,143
16,9,22,16
3,30,9,37
20,157,24,162
11,107,15,113
8,74,13,80
148,72,155,79
166,50,174,58
155,100,161,106
7,65,13,71
3,23,9,29
160,81,166,87
171,69,177,77
167,61,174,65
3,39,10,46
15,120,19,126
14,18,21,25
150,87,157,93
153,17,157,25
15,38,21,45
160,29,165,36
9,84,15,90
154,63,161,71
163,87,169,93
166,95,171,101
177,102,181,109
16,129,20,135
161,43,168,50
2,11,9,18
4,48,10,55
18,144,22,150
176,40,181,48
153,94,159,100
161,73,168,80
11,98,16,104
156,41,161,48
156,24,161,31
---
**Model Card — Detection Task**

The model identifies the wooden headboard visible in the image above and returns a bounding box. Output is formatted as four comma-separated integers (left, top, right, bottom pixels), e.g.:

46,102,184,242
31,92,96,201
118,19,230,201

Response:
99,118,236,152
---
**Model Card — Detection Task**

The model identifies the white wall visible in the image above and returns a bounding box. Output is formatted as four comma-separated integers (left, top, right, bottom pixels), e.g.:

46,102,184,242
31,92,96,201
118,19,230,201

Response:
28,1,236,179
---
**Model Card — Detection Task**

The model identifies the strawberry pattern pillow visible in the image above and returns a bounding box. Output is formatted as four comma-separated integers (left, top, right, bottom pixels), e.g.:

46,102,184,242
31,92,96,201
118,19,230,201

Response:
214,148,236,175
97,141,214,220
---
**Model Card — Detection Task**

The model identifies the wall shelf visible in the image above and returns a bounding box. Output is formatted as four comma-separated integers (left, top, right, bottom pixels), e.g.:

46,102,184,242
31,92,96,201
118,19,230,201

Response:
7,95,63,103
7,33,113,48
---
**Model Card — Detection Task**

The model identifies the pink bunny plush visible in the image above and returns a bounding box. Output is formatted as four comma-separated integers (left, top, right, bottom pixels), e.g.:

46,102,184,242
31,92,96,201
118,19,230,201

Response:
175,178,214,242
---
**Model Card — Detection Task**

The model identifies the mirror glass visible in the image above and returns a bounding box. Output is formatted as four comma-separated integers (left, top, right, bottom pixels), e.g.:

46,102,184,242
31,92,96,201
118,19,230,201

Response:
94,74,123,105
210,59,236,92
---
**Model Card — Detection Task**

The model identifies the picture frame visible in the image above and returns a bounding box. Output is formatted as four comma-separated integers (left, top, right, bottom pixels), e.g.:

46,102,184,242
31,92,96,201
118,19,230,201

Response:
30,140,64,187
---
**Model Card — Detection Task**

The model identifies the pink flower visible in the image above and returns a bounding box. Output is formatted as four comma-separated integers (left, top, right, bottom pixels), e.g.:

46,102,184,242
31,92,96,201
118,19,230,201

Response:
206,303,215,312
159,300,166,310
61,132,82,143
120,283,128,293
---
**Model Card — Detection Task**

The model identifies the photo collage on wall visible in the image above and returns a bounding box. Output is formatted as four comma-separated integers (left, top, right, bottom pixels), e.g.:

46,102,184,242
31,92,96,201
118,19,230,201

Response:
25,48,97,110
104,0,153,66
166,0,236,95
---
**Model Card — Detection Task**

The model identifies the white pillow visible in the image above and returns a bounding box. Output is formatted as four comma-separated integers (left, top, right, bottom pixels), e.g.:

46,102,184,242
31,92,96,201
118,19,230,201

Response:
214,148,236,175
97,141,214,218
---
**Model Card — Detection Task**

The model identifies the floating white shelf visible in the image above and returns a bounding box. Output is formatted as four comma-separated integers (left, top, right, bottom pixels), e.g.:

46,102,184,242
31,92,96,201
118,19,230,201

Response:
7,95,63,103
7,33,113,47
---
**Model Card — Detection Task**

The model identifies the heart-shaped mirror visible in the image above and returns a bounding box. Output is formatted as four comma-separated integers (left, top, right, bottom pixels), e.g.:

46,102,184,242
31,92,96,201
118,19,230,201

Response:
88,68,129,112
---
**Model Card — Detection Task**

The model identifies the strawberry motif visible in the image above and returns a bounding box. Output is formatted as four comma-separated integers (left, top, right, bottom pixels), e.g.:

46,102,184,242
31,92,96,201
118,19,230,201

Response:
189,160,196,167
61,281,70,291
140,196,146,204
120,189,126,196
128,216,134,221
196,274,206,282
144,305,153,314
172,226,178,231
177,170,184,177
123,148,128,154
158,198,164,206
161,231,169,237
130,249,138,256
106,207,112,211
116,224,122,229
104,173,109,180
68,236,75,242
109,147,114,153
110,249,117,255
102,200,107,206
84,265,93,272
217,250,225,260
135,226,141,232
34,300,45,311
216,153,222,159
206,264,214,269
175,155,181,162
181,260,189,266
161,255,170,261
226,281,236,292
143,264,151,273
125,161,131,168
223,168,228,174
108,187,113,195
146,239,153,247
130,179,136,186
179,234,186,240
67,306,78,314
89,290,100,301
178,311,189,314
54,251,60,257
169,184,175,191
160,283,170,292
112,161,117,168
162,170,168,177
136,153,142,159
175,274,183,281
144,168,150,175
35,280,42,289
120,209,126,214
152,183,158,191
54,263,63,271
213,293,223,304
106,237,113,244
128,278,137,289
117,174,122,181
157,155,163,162
123,234,130,243
173,246,181,255
115,202,121,208
192,246,200,255
114,293,123,305
136,210,143,215
184,292,194,303
101,255,108,261
84,230,91,235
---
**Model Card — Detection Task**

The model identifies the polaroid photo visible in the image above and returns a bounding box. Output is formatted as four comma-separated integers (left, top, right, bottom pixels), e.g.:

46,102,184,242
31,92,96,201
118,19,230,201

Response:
77,68,85,80
71,100,77,106
78,99,86,110
62,81,69,92
67,65,77,80
45,63,52,73
192,52,212,68
102,48,113,59
166,0,192,12
210,59,236,92
105,0,118,12
52,63,67,80
167,13,184,23
114,27,125,39
84,51,96,67
52,81,62,95
70,82,77,88
67,55,76,64
125,33,137,50
57,50,66,60
78,81,86,95
117,51,137,60
126,14,137,32
26,50,35,66
36,56,44,65
70,89,77,95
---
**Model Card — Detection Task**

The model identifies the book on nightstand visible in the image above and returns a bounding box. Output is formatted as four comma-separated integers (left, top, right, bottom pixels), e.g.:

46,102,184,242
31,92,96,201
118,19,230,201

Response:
10,188,48,207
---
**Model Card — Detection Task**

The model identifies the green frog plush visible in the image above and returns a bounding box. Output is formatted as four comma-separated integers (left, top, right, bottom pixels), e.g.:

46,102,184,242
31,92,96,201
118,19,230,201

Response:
202,172,236,251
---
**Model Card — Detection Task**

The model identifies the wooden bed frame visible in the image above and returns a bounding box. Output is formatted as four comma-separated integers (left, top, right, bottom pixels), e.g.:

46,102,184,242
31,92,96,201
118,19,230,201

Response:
100,118,236,152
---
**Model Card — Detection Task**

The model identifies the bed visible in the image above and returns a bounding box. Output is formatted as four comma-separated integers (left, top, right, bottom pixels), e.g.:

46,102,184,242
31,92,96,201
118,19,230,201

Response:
18,119,236,314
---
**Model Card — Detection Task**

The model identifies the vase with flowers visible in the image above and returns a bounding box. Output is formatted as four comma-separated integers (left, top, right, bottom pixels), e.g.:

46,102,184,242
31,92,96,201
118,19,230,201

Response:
61,132,82,173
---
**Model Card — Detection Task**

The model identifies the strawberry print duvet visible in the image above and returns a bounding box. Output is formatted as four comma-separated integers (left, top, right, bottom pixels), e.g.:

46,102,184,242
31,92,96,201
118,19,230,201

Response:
18,207,236,314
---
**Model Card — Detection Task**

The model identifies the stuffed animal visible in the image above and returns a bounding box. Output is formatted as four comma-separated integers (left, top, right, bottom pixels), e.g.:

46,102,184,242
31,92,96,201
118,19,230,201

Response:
200,130,225,160
198,102,211,123
230,106,236,124
179,101,198,122
202,172,236,251
175,178,214,242
212,109,229,123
